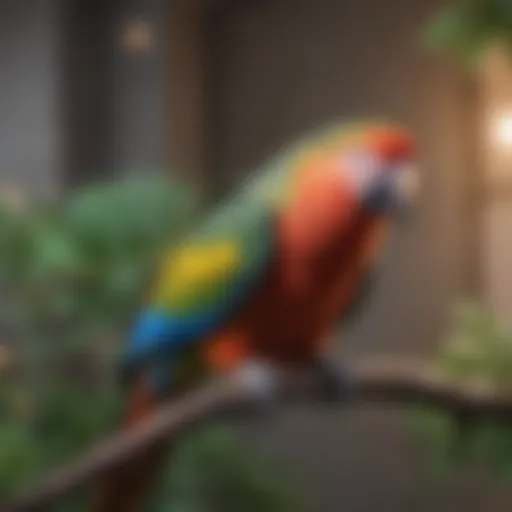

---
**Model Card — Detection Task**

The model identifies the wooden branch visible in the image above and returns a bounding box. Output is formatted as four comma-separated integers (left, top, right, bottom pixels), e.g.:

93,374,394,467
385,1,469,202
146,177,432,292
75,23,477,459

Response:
3,356,512,512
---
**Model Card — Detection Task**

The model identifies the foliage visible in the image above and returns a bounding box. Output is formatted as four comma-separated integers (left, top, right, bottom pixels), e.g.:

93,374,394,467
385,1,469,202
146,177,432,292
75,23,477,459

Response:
0,177,300,511
0,176,196,501
412,300,512,482
153,424,303,512
423,0,512,68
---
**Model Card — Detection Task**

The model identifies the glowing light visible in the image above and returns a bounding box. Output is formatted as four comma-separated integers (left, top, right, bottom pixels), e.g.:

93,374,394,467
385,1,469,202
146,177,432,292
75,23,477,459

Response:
493,111,512,148
121,18,154,54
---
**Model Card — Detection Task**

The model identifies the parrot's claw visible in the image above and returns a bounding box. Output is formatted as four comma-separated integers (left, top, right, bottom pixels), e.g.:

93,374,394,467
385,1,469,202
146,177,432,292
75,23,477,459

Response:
229,360,282,420
312,357,357,404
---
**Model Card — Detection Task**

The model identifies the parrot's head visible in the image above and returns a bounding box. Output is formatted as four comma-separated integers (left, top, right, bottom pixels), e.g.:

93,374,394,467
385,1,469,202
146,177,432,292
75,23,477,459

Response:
338,122,420,219
288,121,420,225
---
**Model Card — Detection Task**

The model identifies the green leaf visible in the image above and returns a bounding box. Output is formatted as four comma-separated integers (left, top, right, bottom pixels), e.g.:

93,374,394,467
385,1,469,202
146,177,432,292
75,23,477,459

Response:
422,1,500,68
423,6,471,50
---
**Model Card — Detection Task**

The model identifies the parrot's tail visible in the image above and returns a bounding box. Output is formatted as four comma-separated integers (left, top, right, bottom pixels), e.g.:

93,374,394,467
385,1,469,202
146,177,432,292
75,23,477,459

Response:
93,379,173,512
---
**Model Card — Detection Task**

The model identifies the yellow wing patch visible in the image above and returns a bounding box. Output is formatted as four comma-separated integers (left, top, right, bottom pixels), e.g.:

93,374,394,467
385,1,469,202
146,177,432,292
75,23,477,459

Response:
150,239,242,305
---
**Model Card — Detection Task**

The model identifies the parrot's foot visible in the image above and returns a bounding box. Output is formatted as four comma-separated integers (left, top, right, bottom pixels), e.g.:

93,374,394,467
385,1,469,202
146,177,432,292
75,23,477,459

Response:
229,359,282,420
311,357,357,404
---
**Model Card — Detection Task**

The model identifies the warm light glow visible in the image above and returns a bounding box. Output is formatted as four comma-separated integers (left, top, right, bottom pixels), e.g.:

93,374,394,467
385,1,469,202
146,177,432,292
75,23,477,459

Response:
120,18,154,54
493,111,512,147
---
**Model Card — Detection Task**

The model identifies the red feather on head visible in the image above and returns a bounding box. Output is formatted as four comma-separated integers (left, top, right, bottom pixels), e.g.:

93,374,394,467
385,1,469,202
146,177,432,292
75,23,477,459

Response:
367,126,416,162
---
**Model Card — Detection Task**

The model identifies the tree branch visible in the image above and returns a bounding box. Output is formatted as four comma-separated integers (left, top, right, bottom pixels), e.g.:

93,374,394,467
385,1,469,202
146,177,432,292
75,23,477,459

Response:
3,356,512,512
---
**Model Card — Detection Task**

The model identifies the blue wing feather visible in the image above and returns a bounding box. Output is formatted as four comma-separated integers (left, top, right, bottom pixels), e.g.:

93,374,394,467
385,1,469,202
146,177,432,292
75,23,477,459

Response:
123,254,272,368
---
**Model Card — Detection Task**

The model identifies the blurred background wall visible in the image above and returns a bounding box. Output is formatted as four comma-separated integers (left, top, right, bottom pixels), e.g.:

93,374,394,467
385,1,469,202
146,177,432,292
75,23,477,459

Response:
0,0,61,198
0,0,499,510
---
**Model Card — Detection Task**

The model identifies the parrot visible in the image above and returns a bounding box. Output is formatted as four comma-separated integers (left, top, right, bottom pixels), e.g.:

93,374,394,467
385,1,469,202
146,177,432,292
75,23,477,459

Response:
94,119,420,511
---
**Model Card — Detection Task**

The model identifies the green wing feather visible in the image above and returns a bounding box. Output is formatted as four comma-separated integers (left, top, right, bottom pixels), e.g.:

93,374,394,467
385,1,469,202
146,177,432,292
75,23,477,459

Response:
149,121,366,319
149,190,276,317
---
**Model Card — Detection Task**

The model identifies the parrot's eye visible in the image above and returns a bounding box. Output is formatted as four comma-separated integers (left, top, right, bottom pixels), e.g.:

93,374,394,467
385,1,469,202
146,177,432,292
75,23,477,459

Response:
343,150,382,197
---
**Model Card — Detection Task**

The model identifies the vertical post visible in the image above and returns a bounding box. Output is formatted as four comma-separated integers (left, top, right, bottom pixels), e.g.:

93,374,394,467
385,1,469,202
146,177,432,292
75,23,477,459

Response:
61,0,116,186
168,1,210,194
0,0,62,199
480,45,512,319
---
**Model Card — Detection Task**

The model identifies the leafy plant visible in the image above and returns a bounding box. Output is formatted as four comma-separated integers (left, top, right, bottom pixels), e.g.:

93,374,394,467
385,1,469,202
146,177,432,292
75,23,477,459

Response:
0,177,301,511
423,0,512,68
412,300,512,482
